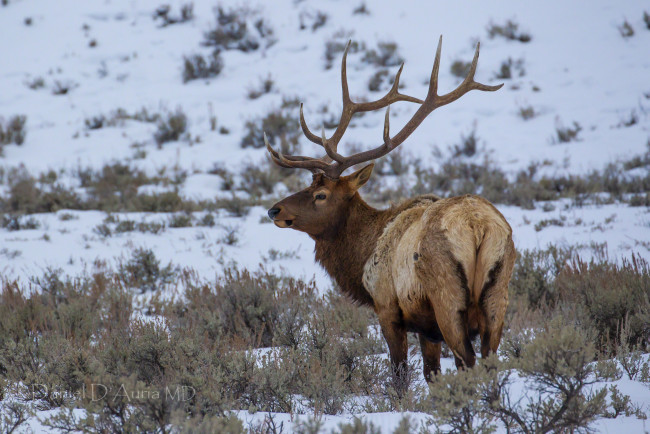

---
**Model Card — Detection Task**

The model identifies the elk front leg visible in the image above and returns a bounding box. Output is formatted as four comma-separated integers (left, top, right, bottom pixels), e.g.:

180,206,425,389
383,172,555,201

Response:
419,334,441,382
377,308,408,392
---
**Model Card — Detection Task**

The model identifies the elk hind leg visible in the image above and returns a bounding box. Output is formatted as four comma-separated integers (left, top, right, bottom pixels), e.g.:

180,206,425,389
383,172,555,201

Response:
427,266,476,370
477,239,516,358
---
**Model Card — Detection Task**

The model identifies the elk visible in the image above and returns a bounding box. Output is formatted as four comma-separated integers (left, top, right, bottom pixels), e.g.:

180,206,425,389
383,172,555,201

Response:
265,37,516,383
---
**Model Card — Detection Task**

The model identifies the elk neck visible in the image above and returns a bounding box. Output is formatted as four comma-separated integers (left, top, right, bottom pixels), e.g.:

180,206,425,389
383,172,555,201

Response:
312,193,394,308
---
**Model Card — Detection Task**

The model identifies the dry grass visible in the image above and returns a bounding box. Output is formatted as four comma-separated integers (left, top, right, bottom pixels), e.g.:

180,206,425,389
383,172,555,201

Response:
487,19,532,42
203,5,274,52
0,115,27,146
182,52,224,83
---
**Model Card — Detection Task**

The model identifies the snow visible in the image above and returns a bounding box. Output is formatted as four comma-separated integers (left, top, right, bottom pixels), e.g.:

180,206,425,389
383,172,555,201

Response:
1,0,649,431
1,202,648,294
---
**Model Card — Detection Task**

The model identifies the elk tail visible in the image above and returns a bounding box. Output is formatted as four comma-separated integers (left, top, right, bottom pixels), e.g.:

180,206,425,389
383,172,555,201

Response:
472,225,509,305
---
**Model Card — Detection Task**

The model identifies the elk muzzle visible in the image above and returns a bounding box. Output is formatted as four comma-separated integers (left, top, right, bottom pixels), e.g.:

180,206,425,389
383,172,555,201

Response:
267,206,295,228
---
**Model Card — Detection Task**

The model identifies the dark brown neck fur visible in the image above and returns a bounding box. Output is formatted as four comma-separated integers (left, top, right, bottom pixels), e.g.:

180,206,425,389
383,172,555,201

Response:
312,193,441,307
312,194,393,307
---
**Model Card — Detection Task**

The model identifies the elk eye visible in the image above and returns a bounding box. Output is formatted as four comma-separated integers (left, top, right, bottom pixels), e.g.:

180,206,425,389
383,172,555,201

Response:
315,193,327,200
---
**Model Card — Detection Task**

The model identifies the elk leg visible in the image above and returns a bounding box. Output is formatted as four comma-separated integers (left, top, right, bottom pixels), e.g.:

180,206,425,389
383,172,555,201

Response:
479,290,505,359
429,292,476,370
377,309,408,390
418,334,441,382
444,316,476,370
479,250,515,358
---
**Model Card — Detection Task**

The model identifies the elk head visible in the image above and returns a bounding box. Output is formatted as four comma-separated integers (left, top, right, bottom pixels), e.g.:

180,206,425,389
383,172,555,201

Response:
267,164,374,236
266,36,502,235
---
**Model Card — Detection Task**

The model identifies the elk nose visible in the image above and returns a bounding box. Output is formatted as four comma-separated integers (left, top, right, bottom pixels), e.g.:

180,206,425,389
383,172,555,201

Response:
268,208,281,220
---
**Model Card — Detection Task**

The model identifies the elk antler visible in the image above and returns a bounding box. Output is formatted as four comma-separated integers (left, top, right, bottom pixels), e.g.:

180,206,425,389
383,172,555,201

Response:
265,36,503,179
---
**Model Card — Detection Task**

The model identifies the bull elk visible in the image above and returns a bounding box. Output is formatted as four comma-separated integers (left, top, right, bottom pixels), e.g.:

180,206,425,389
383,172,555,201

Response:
265,37,516,383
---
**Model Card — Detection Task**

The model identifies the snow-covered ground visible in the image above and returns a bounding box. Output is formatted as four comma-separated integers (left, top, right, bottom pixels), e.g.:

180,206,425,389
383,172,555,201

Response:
1,0,649,431
1,202,648,292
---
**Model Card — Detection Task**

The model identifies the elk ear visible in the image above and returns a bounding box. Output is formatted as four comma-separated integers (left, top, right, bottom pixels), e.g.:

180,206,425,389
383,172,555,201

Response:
345,163,374,191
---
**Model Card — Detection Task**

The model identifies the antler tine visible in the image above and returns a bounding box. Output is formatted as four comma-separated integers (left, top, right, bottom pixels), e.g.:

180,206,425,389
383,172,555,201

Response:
359,62,424,112
264,133,328,173
276,151,330,171
428,35,443,100
388,63,422,105
299,103,322,145
382,106,392,148
321,127,345,163
341,40,352,105
264,133,291,168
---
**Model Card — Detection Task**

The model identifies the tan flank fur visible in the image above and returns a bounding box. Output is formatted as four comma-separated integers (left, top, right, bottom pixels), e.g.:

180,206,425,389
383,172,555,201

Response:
265,37,516,383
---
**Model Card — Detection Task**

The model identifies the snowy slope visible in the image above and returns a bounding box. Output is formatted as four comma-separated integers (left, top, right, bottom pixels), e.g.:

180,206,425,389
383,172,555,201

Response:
1,0,649,287
1,0,649,174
